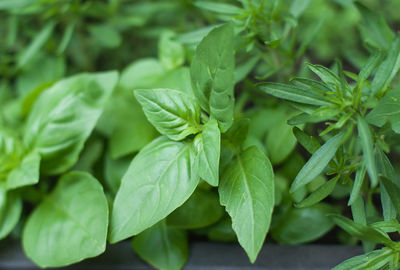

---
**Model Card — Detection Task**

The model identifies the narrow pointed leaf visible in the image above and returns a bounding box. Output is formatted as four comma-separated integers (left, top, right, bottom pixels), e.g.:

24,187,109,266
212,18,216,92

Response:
290,132,345,192
357,116,378,187
258,82,330,106
295,176,338,208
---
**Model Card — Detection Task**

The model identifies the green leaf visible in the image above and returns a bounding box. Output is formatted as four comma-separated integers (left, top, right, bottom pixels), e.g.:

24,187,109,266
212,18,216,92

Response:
225,119,250,148
356,2,395,50
329,214,394,247
219,146,274,262
266,118,297,165
292,127,320,154
0,189,22,240
110,136,199,243
370,34,400,96
133,221,188,270
357,50,385,85
194,1,243,15
89,24,121,49
24,71,118,174
7,151,40,189
258,82,331,106
290,132,345,192
167,188,223,229
295,176,338,208
307,63,341,90
17,21,55,68
190,23,235,132
271,204,335,244
159,31,185,70
332,248,394,270
381,176,400,215
135,89,201,141
194,119,220,186
22,171,109,267
357,116,378,187
348,162,366,206
366,87,400,133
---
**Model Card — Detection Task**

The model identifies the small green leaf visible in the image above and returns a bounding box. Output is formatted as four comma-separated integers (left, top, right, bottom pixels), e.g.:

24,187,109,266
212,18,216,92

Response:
292,127,320,154
290,131,345,193
133,221,188,270
329,214,394,247
110,137,199,243
134,89,201,141
0,190,22,240
266,119,297,164
366,87,400,133
194,119,220,186
219,146,274,263
167,188,223,229
370,34,400,96
190,23,235,132
258,82,331,106
307,63,341,90
295,176,338,208
194,1,243,14
158,31,185,70
22,172,109,267
358,50,385,85
7,152,40,190
332,248,394,270
357,115,378,187
381,177,400,215
89,24,121,48
348,162,366,206
225,119,250,148
17,21,55,68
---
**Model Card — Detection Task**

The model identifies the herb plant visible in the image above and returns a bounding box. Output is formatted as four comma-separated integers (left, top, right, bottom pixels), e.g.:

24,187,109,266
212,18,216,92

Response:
1,1,400,270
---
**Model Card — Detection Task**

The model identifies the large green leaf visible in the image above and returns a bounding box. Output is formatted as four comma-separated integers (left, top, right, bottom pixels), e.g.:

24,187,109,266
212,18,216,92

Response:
133,221,188,270
219,146,274,262
366,87,400,133
110,136,199,243
134,89,201,141
22,171,109,267
190,23,235,132
23,71,118,174
194,119,220,186
290,131,345,192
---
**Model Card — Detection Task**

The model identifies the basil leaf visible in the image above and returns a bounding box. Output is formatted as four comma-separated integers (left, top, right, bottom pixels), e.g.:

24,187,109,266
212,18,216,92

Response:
271,204,335,244
110,136,199,243
258,82,331,106
7,151,40,189
194,119,220,186
135,89,201,141
159,31,185,70
307,63,342,91
22,171,109,267
290,131,345,192
219,146,274,262
167,188,223,229
357,116,378,187
0,189,22,240
190,23,235,132
133,221,188,270
266,118,297,165
24,71,118,174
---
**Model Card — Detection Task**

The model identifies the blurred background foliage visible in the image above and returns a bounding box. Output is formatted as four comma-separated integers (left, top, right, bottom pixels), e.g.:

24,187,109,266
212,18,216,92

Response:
1,0,400,247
